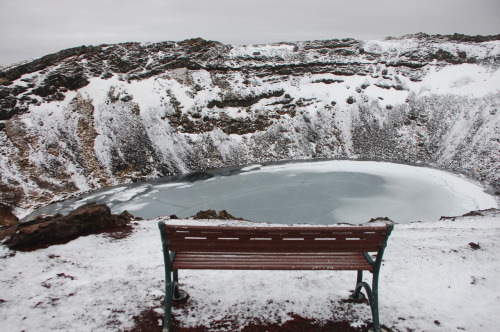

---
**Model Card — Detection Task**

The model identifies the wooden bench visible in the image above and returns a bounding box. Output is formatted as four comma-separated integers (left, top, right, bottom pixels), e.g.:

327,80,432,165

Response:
158,222,394,332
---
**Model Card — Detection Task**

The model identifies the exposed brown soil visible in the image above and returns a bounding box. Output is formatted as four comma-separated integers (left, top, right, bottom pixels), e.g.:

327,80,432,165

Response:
126,301,391,332
0,203,19,227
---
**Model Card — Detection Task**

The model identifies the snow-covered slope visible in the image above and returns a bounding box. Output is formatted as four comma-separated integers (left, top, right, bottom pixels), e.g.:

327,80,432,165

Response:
1,34,500,217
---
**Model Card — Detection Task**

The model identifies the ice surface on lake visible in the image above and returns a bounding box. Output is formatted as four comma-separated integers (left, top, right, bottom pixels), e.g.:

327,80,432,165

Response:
33,161,498,224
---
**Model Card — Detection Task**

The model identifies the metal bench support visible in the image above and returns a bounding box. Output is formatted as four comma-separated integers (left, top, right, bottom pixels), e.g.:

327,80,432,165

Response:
159,222,187,332
351,224,393,332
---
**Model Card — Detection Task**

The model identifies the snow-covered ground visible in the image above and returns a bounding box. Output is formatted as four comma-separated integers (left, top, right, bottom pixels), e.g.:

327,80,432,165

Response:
1,210,500,331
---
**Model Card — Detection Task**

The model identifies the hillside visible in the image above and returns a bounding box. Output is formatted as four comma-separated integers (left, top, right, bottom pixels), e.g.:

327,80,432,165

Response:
1,33,500,217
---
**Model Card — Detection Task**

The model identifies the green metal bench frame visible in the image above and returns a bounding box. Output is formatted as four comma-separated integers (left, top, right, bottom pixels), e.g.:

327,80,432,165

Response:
158,222,393,332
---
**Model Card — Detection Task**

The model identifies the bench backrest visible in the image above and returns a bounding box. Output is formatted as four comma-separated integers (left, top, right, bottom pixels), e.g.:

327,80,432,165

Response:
163,224,392,253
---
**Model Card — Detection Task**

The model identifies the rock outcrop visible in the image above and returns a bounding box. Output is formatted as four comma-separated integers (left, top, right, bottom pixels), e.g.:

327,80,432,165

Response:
1,202,133,251
1,33,500,217
0,203,19,227
192,209,237,220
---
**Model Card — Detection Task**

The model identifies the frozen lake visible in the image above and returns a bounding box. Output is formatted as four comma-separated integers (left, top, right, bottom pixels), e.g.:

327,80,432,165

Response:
32,160,498,224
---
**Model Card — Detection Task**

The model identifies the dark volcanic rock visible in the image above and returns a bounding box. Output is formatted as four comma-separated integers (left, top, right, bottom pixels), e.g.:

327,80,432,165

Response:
207,90,284,108
469,242,481,250
32,68,89,97
0,45,94,82
192,209,237,220
2,202,133,251
367,217,394,224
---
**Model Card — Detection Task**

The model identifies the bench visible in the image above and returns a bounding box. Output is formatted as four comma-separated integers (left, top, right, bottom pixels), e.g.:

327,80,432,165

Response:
158,222,394,332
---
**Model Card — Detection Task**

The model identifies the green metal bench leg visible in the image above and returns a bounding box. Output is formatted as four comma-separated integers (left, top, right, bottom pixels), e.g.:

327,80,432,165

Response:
159,222,175,332
352,224,393,332
350,251,389,332
352,279,381,332
173,270,180,299
351,268,384,331
370,267,381,332
163,278,173,332
173,270,188,300
351,270,364,300
162,269,188,332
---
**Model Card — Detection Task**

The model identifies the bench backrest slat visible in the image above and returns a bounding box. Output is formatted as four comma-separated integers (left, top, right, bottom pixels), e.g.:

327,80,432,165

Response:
164,225,388,253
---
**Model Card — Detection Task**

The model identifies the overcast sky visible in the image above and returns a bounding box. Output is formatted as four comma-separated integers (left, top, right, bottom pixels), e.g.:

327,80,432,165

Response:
1,0,499,66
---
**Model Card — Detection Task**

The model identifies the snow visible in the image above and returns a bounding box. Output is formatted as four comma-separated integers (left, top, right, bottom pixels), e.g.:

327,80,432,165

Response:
224,107,250,119
78,76,120,106
1,212,500,331
229,44,296,58
363,84,408,105
240,164,262,172
414,64,500,97
111,185,150,202
72,62,500,116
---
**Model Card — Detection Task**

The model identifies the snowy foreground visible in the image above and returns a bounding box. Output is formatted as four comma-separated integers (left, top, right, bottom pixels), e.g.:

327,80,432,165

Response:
1,211,500,332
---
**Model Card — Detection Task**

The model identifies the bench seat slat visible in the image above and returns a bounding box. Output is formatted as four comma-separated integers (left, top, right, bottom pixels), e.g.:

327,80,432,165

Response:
165,225,386,232
172,252,373,271
174,253,369,259
172,264,373,271
167,235,385,241
167,230,386,238
172,239,383,244
167,228,386,237
168,241,382,253
165,226,387,254
167,230,385,236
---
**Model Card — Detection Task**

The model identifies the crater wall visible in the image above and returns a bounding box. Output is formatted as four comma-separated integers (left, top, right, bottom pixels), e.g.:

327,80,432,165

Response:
1,34,499,216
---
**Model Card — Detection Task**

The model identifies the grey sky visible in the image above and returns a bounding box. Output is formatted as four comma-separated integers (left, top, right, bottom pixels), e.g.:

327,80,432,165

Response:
1,0,499,66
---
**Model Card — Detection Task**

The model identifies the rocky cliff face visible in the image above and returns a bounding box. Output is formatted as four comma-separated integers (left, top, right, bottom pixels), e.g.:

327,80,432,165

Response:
1,33,500,217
